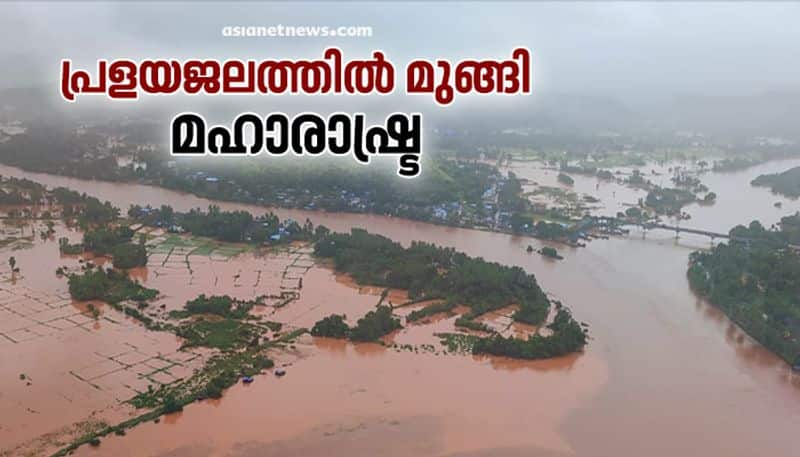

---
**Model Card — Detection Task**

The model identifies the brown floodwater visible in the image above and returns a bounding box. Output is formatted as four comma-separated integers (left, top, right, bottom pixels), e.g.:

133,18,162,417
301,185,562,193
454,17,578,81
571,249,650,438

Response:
0,220,209,456
1,163,799,457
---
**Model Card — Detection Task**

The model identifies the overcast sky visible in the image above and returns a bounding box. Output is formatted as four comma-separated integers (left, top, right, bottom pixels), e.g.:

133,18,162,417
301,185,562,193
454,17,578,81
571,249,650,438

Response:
1,1,799,103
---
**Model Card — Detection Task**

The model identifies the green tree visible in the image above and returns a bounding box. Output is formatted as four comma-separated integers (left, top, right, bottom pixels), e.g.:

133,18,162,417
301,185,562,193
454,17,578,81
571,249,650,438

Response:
311,314,350,338
111,243,148,269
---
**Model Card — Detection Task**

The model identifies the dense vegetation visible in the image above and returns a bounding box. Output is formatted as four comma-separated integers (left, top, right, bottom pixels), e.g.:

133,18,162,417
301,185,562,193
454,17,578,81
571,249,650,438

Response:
61,225,148,269
349,305,402,341
67,267,157,304
311,228,588,358
539,246,563,259
51,187,120,226
645,187,696,215
310,314,351,338
181,294,256,319
311,306,402,341
110,243,147,269
169,295,282,350
471,307,587,359
0,176,46,205
314,228,551,324
453,316,493,332
176,319,262,351
532,221,568,241
751,166,800,197
406,301,455,322
0,175,120,226
687,217,800,366
128,204,321,245
83,226,134,254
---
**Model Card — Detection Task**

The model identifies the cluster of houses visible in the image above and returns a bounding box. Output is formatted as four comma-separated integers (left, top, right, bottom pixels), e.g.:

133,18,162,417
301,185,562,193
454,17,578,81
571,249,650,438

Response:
431,201,462,221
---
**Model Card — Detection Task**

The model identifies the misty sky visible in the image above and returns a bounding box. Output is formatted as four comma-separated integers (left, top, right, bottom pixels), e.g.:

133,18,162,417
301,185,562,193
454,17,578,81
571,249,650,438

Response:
1,1,799,103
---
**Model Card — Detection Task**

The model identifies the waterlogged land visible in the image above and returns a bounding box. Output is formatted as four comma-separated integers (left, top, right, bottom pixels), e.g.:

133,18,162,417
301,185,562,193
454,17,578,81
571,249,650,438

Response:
1,162,800,456
0,186,584,456
0,218,209,456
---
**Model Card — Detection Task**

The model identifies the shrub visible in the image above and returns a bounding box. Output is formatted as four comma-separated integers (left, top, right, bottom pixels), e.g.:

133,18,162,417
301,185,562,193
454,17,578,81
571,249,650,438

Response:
310,314,350,338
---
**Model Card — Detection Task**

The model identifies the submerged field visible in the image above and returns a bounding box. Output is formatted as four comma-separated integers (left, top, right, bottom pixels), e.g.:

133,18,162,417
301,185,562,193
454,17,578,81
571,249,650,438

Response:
1,213,557,457
2,159,800,457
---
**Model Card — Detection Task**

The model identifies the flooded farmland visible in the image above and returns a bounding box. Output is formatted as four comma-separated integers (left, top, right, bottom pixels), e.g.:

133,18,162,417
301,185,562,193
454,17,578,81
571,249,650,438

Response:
1,161,799,457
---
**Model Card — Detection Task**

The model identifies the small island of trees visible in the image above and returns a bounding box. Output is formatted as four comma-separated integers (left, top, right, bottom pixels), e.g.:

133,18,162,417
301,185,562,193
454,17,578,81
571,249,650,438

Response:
538,246,563,260
751,166,800,198
311,228,587,359
557,173,575,186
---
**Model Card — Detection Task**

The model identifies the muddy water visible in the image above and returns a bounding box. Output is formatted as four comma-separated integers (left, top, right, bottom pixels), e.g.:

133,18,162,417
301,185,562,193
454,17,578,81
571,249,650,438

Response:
509,157,800,230
0,221,206,456
682,158,800,231
1,164,799,456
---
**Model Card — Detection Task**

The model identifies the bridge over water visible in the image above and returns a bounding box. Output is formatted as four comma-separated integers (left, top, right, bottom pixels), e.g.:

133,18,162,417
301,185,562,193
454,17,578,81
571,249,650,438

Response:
627,221,800,250
584,217,733,240
584,216,800,250
640,223,732,240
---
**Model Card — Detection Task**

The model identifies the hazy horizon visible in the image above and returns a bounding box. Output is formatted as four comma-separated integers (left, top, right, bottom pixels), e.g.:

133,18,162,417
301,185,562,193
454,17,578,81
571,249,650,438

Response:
3,2,800,139
1,2,799,101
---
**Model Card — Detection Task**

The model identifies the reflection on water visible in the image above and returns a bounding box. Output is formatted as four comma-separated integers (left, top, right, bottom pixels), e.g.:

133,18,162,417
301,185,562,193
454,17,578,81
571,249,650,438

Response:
1,163,799,457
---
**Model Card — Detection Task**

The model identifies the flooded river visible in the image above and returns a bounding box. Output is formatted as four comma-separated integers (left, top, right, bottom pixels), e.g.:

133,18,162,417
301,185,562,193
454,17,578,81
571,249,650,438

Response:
1,160,799,457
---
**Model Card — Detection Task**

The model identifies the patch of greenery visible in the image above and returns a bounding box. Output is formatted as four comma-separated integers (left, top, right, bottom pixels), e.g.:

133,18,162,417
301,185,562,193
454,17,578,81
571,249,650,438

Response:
111,242,147,269
752,166,800,197
350,305,402,341
176,318,260,351
688,218,800,366
128,205,318,245
454,316,493,333
182,294,256,319
645,187,696,215
512,302,549,325
533,221,568,241
54,330,291,457
129,328,303,411
310,314,350,338
312,305,401,342
436,332,480,354
471,308,587,359
406,300,456,322
67,267,157,304
314,228,551,324
539,246,563,259
83,226,134,254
